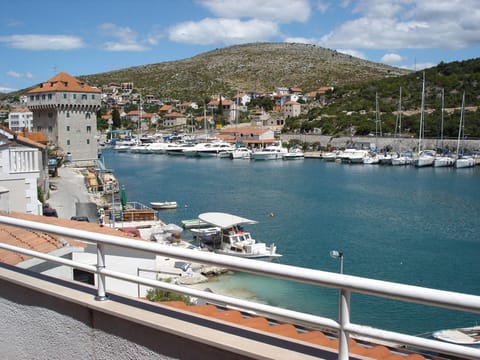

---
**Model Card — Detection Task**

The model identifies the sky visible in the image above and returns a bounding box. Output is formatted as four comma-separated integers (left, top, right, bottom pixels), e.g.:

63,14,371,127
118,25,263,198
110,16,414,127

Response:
1,0,479,93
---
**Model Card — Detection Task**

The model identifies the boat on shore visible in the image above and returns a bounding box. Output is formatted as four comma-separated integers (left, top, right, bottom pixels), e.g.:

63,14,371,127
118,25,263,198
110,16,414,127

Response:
150,201,178,209
195,212,281,259
432,325,480,345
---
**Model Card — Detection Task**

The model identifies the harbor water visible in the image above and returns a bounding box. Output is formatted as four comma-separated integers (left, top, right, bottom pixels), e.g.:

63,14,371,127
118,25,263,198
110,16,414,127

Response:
100,149,480,336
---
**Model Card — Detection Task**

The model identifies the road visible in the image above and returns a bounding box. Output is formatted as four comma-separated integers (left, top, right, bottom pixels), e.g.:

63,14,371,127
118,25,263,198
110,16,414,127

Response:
47,166,99,222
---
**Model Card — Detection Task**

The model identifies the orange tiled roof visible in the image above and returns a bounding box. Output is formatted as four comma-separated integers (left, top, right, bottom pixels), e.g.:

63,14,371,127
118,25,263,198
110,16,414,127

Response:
163,111,184,118
159,105,173,111
16,130,48,147
27,72,100,94
10,107,31,113
0,212,142,266
0,125,47,148
163,301,427,360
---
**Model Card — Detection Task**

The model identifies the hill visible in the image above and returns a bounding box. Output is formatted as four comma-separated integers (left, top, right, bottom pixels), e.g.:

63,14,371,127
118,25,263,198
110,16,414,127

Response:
80,42,411,100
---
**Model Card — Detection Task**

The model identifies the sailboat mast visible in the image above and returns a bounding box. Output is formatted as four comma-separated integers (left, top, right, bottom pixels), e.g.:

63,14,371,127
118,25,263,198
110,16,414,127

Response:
418,72,425,152
440,88,445,150
375,92,379,149
395,87,402,138
456,91,466,157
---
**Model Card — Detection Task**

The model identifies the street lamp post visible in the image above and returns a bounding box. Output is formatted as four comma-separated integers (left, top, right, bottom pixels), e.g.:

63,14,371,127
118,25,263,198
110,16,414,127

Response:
329,249,349,359
330,250,344,274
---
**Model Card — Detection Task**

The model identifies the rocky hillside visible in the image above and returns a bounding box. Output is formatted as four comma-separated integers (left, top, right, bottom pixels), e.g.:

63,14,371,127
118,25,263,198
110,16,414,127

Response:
81,42,411,100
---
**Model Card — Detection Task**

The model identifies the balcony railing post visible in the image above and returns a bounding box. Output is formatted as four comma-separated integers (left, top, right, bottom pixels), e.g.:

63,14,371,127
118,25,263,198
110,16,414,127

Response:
338,288,351,360
95,243,108,301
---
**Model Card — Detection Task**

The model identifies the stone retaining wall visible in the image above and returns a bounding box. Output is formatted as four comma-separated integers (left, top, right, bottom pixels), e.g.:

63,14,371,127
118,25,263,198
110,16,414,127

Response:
281,134,480,152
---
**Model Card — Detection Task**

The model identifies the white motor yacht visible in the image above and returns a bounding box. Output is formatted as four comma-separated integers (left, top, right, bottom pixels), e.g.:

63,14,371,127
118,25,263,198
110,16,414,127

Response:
253,143,288,160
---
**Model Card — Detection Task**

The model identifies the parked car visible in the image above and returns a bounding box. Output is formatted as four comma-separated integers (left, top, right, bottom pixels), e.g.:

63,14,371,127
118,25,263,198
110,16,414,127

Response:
70,216,89,222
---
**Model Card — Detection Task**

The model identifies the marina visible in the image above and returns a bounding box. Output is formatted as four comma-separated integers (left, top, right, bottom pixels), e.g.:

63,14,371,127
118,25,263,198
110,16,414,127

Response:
100,148,480,337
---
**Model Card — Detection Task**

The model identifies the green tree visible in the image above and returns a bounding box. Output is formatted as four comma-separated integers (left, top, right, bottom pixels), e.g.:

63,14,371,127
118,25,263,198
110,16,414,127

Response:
112,109,121,129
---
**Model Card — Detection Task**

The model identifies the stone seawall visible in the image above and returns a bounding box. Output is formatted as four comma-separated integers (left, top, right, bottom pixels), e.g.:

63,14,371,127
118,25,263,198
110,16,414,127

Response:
281,134,480,152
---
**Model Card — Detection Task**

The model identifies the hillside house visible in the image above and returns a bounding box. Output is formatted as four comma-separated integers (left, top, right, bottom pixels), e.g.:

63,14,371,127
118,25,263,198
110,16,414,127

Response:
162,112,187,128
219,126,276,147
285,100,301,118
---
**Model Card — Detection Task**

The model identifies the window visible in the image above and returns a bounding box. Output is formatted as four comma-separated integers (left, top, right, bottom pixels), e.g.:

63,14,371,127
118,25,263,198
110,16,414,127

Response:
30,95,34,101
42,94,45,100
73,269,94,285
81,94,87,100
66,112,70,118
87,139,90,144
48,112,53,118
86,125,91,133
67,140,70,145
48,94,52,100
66,126,70,131
91,94,95,100
48,126,53,133
63,93,67,99
85,112,91,119
73,94,77,99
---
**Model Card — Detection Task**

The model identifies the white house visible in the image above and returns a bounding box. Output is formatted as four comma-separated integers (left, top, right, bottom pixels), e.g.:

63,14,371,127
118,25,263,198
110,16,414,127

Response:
8,108,33,132
0,126,47,215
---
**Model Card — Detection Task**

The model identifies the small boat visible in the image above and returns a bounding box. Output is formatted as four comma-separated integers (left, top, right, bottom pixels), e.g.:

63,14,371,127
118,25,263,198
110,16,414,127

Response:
282,147,304,160
150,201,178,209
363,153,380,165
414,150,436,168
189,226,221,242
321,151,338,161
252,142,288,161
181,218,209,229
433,156,454,167
432,326,480,345
196,212,281,259
230,147,252,160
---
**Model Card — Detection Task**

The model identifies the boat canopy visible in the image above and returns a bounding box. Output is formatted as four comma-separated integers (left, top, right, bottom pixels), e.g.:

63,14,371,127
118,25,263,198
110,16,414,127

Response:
198,212,257,229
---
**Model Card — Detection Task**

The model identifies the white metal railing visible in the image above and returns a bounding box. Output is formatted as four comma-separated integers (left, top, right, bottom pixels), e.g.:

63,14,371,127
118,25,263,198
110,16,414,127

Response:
0,215,479,360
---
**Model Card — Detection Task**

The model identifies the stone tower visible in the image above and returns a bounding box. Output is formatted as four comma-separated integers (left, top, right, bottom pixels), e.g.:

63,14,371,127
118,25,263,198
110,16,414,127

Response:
26,72,101,162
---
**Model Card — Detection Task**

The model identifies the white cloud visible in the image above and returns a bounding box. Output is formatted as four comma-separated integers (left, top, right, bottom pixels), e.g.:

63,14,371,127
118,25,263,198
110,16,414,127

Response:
380,53,404,65
0,86,17,93
0,34,84,50
284,37,316,44
316,1,330,13
98,23,149,52
198,0,311,23
337,48,367,59
169,18,279,45
319,0,480,51
7,70,33,79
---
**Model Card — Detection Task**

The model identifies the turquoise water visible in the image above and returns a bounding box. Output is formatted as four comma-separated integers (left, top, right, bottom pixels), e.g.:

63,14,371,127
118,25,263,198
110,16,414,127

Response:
101,149,480,335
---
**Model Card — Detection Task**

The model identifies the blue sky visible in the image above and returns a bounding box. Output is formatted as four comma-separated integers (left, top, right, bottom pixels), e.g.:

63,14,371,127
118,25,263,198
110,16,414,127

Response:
1,0,479,93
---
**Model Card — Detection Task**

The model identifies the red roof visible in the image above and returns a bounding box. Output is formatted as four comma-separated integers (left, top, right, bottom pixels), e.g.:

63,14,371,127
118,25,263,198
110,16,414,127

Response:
27,72,100,94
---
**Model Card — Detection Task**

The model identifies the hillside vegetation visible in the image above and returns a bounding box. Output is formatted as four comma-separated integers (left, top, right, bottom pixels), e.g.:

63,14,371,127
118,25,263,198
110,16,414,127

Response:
81,42,410,100
292,58,480,140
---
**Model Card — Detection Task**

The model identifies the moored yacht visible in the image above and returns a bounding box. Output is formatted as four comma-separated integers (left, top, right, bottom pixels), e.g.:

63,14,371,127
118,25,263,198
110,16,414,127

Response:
230,147,252,159
413,150,436,167
252,142,288,161
196,212,281,259
433,155,454,167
